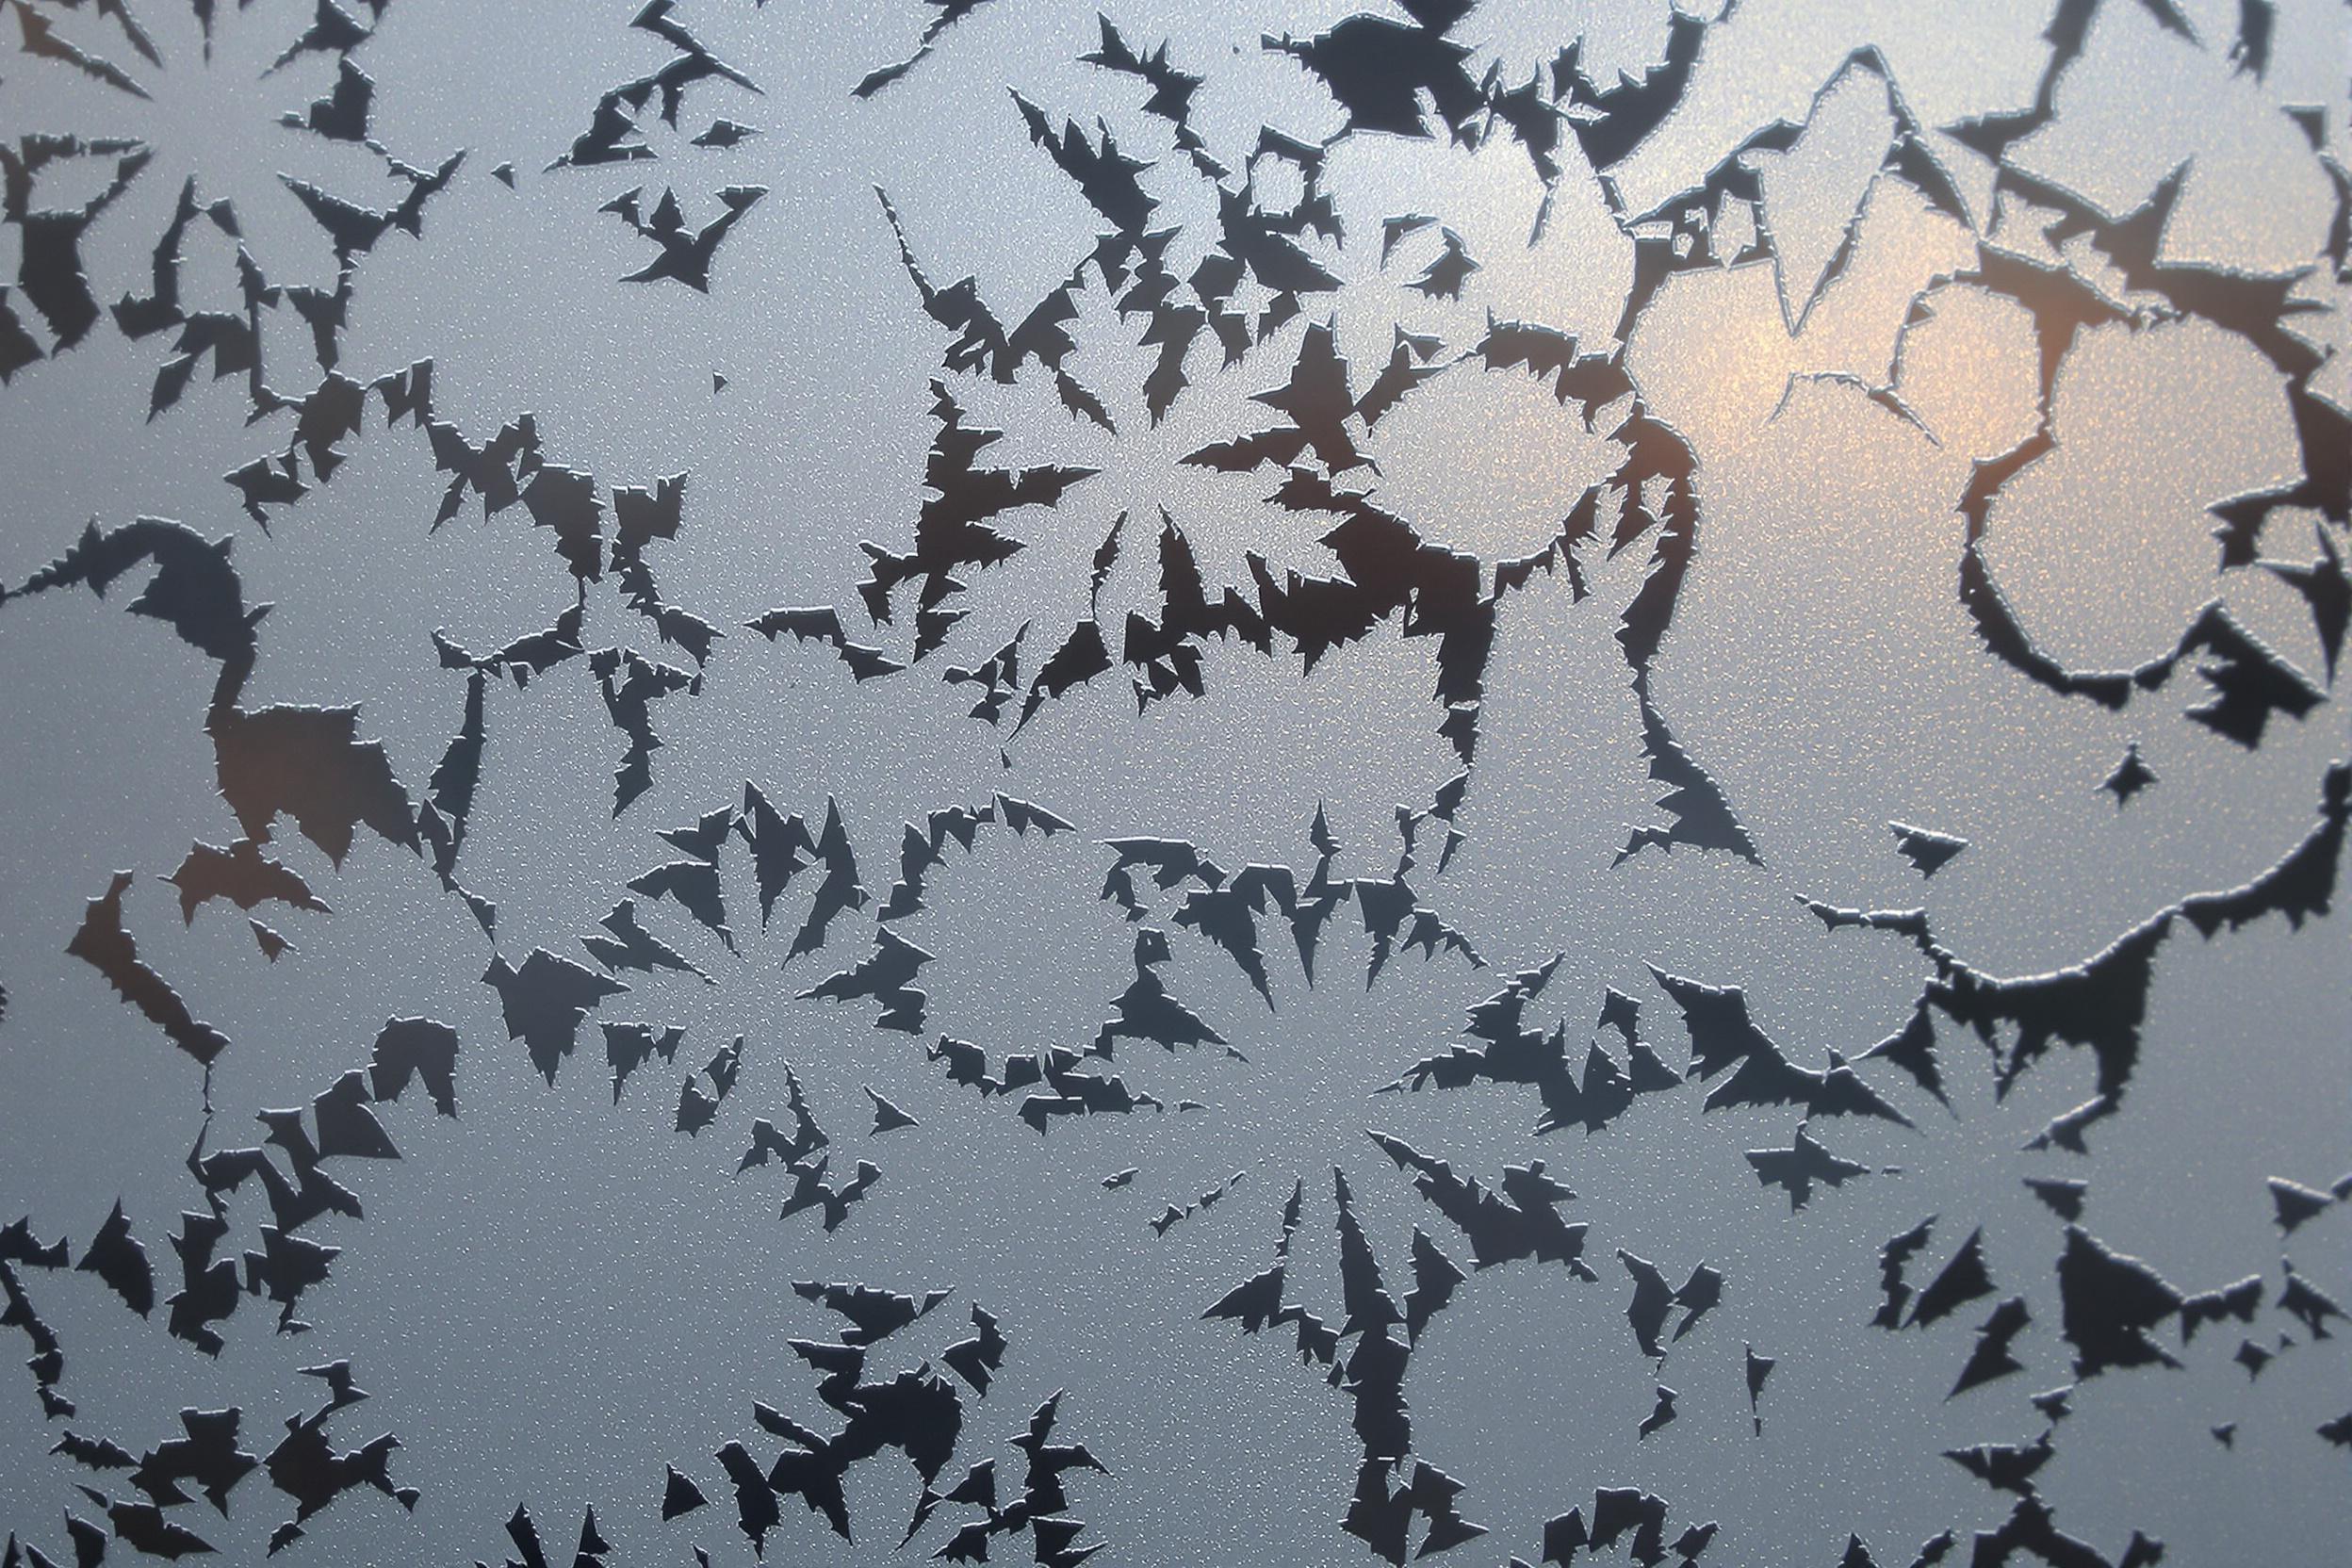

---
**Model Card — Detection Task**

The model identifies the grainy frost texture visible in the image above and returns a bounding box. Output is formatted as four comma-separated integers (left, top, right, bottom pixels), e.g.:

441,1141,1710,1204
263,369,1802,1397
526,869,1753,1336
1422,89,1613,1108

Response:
2,0,2349,1564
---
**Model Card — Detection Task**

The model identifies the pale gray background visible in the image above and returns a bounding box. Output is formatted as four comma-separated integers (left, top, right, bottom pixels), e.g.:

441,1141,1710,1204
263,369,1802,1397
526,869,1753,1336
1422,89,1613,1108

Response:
2,1,2348,1563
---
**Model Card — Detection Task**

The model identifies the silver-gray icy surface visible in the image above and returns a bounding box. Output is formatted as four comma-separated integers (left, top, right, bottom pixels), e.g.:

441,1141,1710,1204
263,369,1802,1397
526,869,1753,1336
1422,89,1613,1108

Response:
1,1,2348,1565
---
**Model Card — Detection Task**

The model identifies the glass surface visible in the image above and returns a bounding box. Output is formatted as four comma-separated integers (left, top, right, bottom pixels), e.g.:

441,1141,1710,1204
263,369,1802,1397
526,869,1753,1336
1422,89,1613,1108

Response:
1,2,2347,1564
